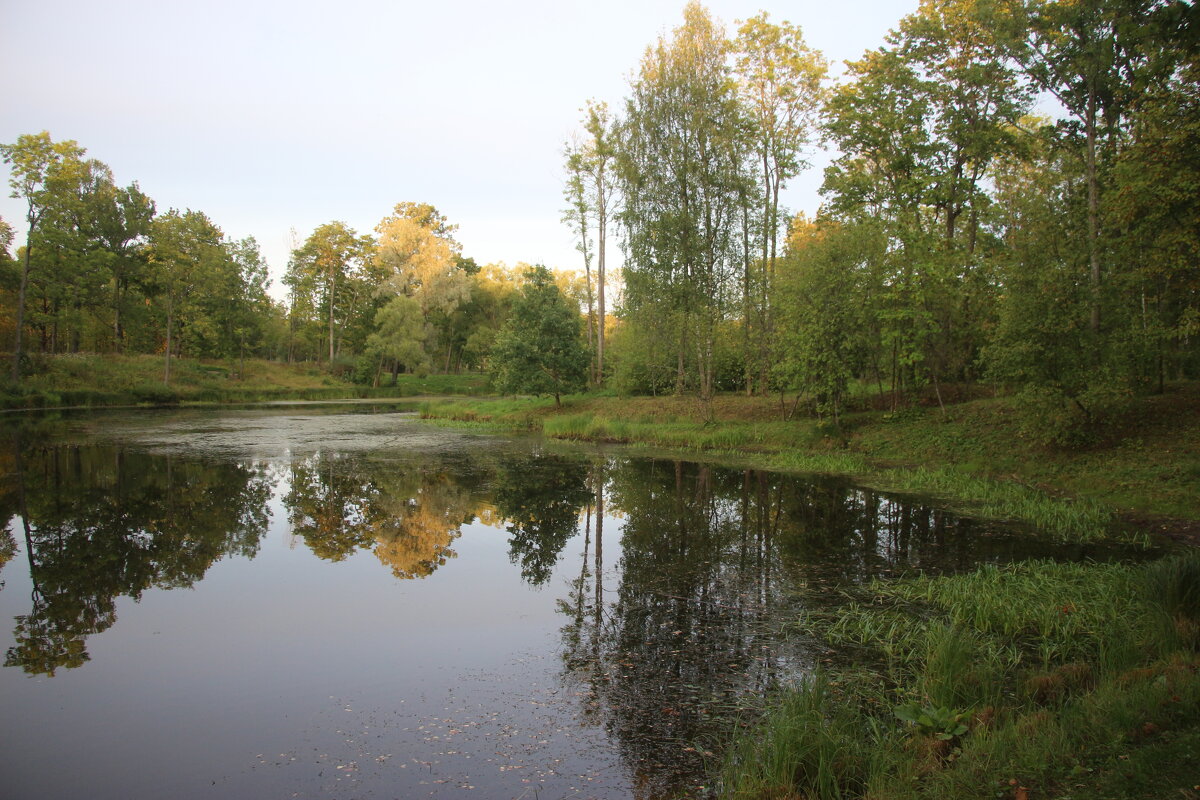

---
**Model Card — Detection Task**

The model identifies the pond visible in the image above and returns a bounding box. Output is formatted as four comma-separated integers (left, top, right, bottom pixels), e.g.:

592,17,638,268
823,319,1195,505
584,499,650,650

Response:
0,405,1144,799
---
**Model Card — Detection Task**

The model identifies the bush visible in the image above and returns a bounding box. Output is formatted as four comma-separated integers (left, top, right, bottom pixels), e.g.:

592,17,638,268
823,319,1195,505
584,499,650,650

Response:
1014,380,1133,448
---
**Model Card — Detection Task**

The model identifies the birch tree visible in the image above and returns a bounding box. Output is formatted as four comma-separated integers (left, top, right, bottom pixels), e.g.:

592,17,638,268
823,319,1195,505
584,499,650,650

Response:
733,14,827,393
616,1,748,402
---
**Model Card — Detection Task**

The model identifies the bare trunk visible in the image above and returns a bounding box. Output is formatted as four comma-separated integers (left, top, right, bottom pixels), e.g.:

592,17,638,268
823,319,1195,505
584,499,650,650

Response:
163,292,173,386
328,271,336,364
1086,89,1101,337
676,325,687,396
596,182,607,387
577,204,595,381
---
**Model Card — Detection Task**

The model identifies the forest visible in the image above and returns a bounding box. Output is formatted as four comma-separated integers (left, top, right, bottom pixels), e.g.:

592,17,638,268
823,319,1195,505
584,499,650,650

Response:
1,0,1197,445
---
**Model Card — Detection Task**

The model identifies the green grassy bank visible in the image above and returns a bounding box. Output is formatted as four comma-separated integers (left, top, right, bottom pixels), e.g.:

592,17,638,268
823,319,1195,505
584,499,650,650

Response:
419,384,1200,543
0,354,490,409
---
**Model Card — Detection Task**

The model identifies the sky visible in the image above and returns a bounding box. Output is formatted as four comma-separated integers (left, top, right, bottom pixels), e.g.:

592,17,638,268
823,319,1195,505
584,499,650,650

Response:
0,0,921,299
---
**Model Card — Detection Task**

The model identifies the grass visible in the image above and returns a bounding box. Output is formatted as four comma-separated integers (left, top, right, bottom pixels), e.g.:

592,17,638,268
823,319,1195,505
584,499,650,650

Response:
722,553,1200,799
0,353,489,409
421,385,1200,542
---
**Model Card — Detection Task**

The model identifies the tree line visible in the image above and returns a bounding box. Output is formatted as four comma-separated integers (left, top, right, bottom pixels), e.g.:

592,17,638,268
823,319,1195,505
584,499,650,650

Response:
0,135,583,388
3,0,1196,442
564,0,1197,441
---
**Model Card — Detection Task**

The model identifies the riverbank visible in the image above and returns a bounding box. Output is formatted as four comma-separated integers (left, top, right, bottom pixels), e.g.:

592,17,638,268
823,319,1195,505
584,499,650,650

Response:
422,389,1200,799
0,353,489,409
419,384,1200,546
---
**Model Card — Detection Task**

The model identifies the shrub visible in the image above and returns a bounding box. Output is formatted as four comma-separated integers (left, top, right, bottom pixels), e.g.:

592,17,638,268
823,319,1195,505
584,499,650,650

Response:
1014,380,1133,448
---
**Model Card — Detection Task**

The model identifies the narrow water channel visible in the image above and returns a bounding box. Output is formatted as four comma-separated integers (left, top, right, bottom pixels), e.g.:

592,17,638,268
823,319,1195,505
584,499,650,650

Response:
0,406,1142,799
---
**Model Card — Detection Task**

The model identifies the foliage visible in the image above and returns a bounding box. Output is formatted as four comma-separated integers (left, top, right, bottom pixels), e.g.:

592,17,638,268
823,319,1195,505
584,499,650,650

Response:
774,217,880,422
893,702,969,741
616,2,750,401
490,265,589,406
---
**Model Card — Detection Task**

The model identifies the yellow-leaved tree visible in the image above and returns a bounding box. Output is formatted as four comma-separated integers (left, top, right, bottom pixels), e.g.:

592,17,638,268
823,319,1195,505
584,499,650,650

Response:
374,202,471,371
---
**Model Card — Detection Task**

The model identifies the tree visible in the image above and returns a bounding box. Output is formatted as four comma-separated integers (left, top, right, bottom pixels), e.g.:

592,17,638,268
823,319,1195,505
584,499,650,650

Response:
89,180,155,351
733,13,827,393
148,209,225,384
0,132,87,381
1004,0,1185,340
617,2,749,402
285,222,374,364
221,236,274,369
365,294,428,384
374,202,471,370
563,101,619,385
490,265,589,407
775,216,880,423
819,0,1031,404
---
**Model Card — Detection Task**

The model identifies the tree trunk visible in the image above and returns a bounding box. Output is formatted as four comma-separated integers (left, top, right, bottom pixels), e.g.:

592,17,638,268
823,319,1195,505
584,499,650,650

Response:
113,280,124,354
328,271,337,364
1086,88,1101,337
163,292,173,386
597,169,608,387
10,244,31,383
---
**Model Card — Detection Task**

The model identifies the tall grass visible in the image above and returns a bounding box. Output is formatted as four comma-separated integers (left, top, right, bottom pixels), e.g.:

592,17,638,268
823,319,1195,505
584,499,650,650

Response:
721,675,881,800
1141,551,1200,653
721,556,1200,799
873,466,1115,541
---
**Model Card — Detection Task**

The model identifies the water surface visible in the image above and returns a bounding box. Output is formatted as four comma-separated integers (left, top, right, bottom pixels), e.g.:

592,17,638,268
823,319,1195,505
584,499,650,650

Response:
0,406,1141,799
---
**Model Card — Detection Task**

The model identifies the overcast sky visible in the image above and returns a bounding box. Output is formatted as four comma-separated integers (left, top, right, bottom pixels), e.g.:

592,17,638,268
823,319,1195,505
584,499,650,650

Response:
1,0,920,297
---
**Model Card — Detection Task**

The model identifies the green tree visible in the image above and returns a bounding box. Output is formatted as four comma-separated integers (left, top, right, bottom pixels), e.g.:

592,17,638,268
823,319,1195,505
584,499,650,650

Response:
365,294,428,384
285,221,375,364
490,265,588,407
374,202,470,371
617,2,750,402
148,209,225,384
0,132,87,380
90,180,155,351
563,101,618,385
775,216,881,423
733,13,827,393
820,0,1030,404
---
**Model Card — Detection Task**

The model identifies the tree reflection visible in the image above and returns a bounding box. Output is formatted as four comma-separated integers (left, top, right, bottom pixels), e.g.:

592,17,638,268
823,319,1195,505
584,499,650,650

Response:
282,452,484,580
369,469,477,580
558,457,1029,798
493,450,592,586
285,453,380,561
1,438,271,676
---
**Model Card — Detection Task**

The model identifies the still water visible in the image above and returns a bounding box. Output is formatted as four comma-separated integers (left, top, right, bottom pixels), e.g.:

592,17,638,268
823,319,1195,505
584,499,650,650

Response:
0,406,1139,799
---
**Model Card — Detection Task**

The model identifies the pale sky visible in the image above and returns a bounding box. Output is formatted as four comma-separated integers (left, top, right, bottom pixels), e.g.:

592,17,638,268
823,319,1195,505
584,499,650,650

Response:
1,0,920,299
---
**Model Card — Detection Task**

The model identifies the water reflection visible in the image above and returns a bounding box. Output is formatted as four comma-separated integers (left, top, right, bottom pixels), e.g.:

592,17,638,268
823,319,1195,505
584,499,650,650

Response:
1,437,271,675
558,457,1135,797
494,452,593,585
0,414,1146,799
